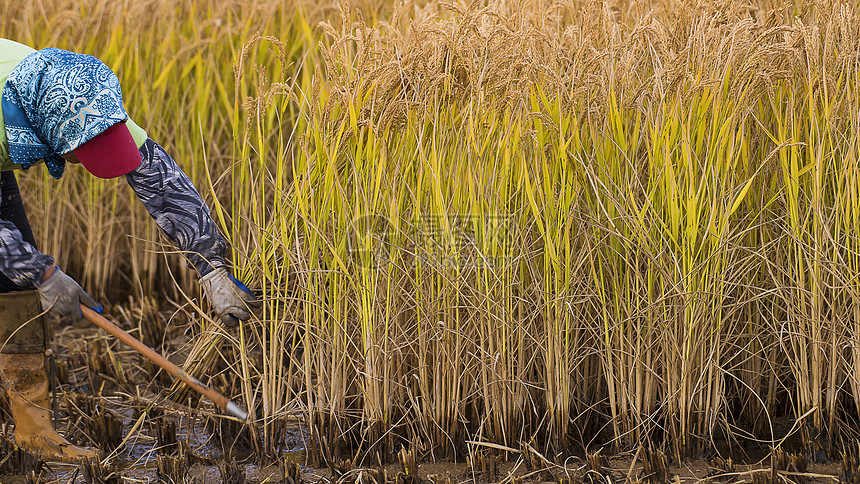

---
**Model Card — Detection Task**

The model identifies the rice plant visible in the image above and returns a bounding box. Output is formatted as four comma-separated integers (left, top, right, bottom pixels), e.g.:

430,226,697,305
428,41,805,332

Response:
7,0,860,465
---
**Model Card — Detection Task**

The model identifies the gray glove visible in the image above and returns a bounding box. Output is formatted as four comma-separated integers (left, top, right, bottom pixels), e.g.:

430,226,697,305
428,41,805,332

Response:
35,267,99,322
200,268,260,327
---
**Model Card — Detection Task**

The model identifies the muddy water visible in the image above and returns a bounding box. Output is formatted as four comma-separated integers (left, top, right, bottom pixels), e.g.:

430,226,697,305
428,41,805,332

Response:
0,420,307,483
0,399,845,483
0,423,847,484
0,317,845,483
0,316,308,482
0,462,297,483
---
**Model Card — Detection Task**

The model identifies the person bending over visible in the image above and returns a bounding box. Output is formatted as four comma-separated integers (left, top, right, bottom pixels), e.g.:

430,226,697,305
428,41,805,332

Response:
0,38,258,462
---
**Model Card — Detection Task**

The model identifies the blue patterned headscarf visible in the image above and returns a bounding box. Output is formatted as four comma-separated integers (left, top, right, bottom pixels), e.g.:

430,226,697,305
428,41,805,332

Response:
1,48,128,179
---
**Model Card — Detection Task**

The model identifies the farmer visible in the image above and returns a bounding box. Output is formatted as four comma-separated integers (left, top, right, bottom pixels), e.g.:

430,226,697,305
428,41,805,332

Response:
0,38,259,462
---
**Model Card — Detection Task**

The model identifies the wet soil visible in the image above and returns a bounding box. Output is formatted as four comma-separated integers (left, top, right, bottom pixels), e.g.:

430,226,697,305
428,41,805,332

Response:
0,310,847,483
0,309,310,483
0,457,845,484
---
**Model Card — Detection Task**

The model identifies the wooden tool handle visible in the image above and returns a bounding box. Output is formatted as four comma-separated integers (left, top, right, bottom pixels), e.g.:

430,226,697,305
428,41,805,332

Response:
80,304,248,420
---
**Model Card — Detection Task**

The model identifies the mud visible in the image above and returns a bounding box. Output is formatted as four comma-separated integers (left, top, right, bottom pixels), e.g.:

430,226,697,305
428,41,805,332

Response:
0,312,847,483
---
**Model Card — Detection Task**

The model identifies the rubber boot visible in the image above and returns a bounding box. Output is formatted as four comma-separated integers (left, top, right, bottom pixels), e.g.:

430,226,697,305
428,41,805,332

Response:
0,353,101,463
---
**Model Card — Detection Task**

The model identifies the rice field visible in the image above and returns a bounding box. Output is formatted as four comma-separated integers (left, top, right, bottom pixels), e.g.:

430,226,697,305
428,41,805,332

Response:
5,0,860,479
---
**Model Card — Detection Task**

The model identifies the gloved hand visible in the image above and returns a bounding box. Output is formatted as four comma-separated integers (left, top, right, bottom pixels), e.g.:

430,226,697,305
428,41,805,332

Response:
200,268,260,327
35,266,100,321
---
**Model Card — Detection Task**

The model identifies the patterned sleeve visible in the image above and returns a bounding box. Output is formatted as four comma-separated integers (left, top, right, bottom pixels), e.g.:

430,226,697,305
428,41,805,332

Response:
126,138,228,277
0,221,54,288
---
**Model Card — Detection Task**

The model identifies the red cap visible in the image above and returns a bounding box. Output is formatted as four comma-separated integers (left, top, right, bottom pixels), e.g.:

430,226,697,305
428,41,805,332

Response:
73,121,142,179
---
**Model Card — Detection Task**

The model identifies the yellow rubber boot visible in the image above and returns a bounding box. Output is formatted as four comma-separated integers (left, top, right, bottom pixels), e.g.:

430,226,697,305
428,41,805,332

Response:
0,353,101,463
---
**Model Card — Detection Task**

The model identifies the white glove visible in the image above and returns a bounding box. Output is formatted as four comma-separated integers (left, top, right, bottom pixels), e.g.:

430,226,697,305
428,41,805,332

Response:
35,266,99,321
200,268,260,327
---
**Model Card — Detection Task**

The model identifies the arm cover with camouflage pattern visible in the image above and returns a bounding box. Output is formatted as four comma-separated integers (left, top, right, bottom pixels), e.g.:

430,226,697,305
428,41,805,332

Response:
125,138,228,277
0,220,54,287
0,137,228,287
